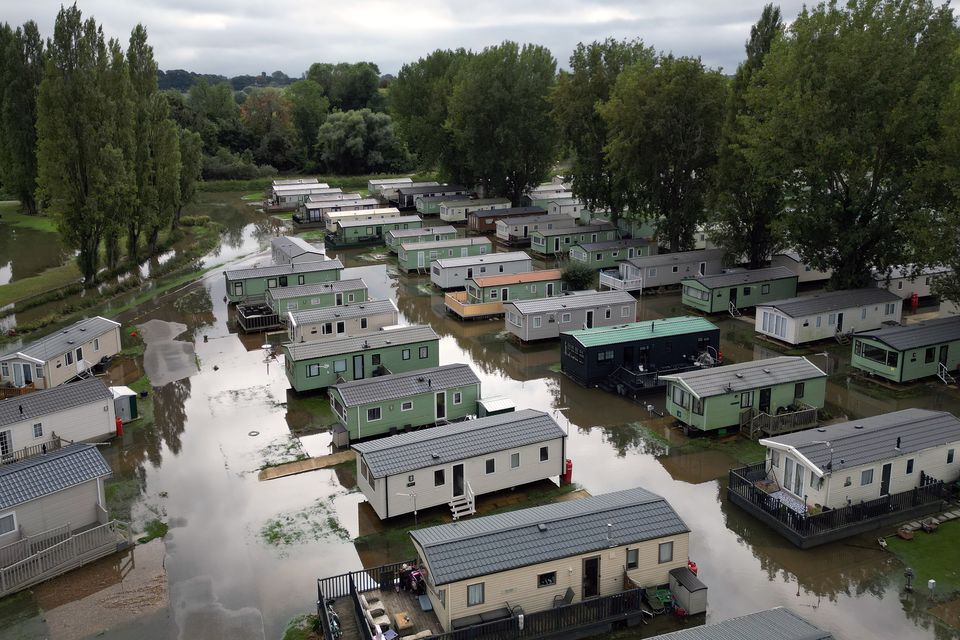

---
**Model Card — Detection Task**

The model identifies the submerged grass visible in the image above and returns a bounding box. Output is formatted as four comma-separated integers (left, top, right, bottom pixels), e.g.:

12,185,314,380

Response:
887,520,960,594
281,614,320,640
260,497,349,549
258,434,309,470
0,262,82,308
137,518,170,544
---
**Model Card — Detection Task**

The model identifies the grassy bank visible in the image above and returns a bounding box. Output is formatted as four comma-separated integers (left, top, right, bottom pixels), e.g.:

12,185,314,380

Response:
199,171,438,195
0,206,59,233
887,520,960,594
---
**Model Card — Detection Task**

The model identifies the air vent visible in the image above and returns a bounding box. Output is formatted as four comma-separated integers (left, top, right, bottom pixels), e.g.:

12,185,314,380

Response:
854,425,864,429
735,373,744,379
431,452,440,460
79,327,86,331
762,368,771,374
66,340,74,345
817,428,826,432
537,524,547,532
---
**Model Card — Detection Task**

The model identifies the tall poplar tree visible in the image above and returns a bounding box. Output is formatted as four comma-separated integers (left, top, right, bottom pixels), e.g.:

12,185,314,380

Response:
127,24,157,263
0,22,44,215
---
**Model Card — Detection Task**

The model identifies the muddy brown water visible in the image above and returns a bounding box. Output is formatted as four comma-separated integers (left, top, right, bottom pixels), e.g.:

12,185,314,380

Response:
2,199,960,640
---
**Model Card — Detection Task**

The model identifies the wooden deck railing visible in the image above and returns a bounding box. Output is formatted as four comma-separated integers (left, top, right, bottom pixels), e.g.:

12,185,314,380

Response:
0,383,35,399
443,291,504,319
728,462,945,546
0,436,67,466
0,520,131,597
748,404,819,439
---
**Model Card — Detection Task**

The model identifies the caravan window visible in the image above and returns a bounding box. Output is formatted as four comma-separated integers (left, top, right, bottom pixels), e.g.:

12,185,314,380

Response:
0,512,15,536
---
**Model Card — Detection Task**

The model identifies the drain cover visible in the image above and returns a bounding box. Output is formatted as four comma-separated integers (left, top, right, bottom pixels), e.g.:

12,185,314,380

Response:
248,431,260,437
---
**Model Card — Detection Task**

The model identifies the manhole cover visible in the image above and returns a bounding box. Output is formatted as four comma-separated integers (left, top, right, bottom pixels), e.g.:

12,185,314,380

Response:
248,431,260,437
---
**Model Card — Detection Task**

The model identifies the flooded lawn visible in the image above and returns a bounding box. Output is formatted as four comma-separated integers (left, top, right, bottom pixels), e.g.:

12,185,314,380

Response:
2,192,959,640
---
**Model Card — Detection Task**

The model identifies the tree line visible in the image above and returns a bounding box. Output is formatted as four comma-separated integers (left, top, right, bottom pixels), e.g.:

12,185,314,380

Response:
390,0,960,295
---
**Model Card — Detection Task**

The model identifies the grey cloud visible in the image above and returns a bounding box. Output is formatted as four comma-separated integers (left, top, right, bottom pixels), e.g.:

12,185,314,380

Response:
1,0,809,76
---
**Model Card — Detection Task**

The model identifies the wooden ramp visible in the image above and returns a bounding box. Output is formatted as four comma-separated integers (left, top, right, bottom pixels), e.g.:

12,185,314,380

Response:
258,450,354,481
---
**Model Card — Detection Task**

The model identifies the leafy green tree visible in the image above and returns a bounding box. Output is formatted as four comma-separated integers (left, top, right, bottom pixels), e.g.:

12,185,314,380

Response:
173,127,203,231
306,62,380,111
286,79,328,163
561,262,595,291
101,37,136,271
552,39,655,224
315,109,410,174
37,5,127,281
746,0,960,288
146,94,181,253
448,42,557,204
711,4,786,268
127,24,157,263
602,56,727,251
188,79,244,153
0,22,44,215
391,48,473,182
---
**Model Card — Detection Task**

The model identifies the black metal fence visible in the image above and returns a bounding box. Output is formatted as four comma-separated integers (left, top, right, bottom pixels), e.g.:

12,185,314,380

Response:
728,461,945,540
317,559,417,600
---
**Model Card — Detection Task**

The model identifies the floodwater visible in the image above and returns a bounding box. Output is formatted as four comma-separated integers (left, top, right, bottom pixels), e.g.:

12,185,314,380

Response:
0,220,71,286
2,194,960,640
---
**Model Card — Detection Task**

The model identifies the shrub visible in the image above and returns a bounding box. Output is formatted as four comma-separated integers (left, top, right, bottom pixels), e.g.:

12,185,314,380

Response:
562,262,596,291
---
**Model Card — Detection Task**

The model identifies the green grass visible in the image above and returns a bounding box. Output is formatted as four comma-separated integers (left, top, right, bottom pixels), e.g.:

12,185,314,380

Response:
0,204,59,233
0,262,83,307
297,229,326,240
137,518,169,544
282,614,319,640
680,435,767,466
887,520,960,594
200,171,438,195
260,497,349,548
105,477,142,523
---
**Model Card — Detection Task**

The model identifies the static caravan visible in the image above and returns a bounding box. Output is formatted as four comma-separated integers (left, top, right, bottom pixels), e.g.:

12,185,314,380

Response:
438,198,512,223
523,181,571,207
547,197,588,218
771,251,832,284
681,267,798,314
760,409,960,512
282,324,440,391
560,317,720,390
504,290,638,342
661,356,826,435
397,237,491,273
755,288,902,345
270,183,333,207
600,249,725,293
646,609,830,640
328,215,423,246
368,177,413,197
851,316,960,383
0,444,127,597
692,224,720,250
495,214,577,246
529,223,617,256
569,238,655,270
294,193,361,225
223,259,343,303
273,178,319,187
265,278,367,314
330,363,482,441
323,207,401,232
287,299,398,343
270,236,324,265
410,487,689,633
385,225,458,253
468,206,545,235
296,197,378,227
416,194,472,216
396,184,468,210
0,377,116,446
430,252,533,290
871,265,951,299
0,316,122,390
353,409,565,519
445,269,564,319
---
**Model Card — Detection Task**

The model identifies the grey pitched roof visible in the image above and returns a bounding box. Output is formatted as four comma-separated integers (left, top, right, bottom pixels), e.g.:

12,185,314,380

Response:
441,198,511,208
2,316,120,362
647,608,832,640
336,215,421,229
660,356,826,399
273,178,320,186
267,278,366,300
762,409,960,475
574,238,651,251
625,249,725,269
854,316,960,351
398,184,467,196
0,378,113,428
283,325,438,361
387,225,457,239
0,443,112,510
399,237,490,252
288,299,397,326
758,288,901,317
369,178,413,186
683,266,796,289
332,363,479,407
471,206,545,219
352,409,564,478
871,264,950,281
534,223,615,237
548,197,583,206
497,214,575,227
416,195,471,206
224,259,343,280
410,487,689,585
433,251,531,269
507,290,635,315
271,236,323,259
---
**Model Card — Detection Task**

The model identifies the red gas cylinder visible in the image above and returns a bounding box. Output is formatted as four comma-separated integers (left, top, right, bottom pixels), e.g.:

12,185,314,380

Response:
115,415,123,438
687,560,698,575
563,459,573,485
911,292,919,312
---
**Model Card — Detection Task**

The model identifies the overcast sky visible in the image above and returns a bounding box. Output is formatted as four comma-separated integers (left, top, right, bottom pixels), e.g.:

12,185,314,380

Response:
3,1,811,77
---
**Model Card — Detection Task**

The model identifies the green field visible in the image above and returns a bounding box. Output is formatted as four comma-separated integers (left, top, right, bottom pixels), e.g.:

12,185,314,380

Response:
888,520,960,594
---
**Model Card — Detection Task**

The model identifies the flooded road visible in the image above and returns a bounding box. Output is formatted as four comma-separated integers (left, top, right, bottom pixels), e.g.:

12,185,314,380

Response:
2,193,959,640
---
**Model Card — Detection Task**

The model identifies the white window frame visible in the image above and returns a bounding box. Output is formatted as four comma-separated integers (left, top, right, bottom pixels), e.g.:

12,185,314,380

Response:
467,582,485,607
367,407,382,422
94,338,100,351
453,391,462,405
485,458,495,474
33,423,42,438
533,316,542,329
561,313,571,323
511,452,520,468
401,401,413,412
658,541,674,564
0,511,16,536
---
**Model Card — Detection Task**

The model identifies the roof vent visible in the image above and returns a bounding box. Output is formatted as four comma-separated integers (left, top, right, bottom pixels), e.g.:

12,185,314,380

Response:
537,524,547,532
735,373,744,379
67,340,74,345
431,452,440,460
417,377,425,382
762,368,771,374
62,330,69,334
854,425,864,429
79,327,86,331
817,428,826,432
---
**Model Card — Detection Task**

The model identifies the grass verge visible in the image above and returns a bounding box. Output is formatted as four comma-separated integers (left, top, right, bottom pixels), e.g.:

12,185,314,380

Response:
137,518,169,544
887,520,960,593
0,205,58,233
0,262,82,308
282,614,320,640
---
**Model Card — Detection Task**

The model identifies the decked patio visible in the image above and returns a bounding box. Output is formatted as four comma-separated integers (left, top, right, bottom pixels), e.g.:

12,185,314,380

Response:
443,291,504,319
599,270,644,292
740,404,820,440
236,302,283,333
728,460,947,548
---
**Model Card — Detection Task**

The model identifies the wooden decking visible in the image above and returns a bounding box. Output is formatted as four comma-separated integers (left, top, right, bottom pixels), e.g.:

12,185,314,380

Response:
444,291,504,319
258,450,355,481
331,586,441,639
